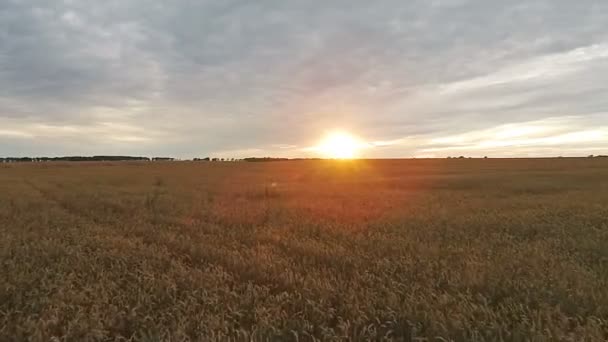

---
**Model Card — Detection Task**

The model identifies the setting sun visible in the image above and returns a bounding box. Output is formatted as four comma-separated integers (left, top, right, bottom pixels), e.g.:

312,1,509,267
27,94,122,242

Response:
317,131,364,159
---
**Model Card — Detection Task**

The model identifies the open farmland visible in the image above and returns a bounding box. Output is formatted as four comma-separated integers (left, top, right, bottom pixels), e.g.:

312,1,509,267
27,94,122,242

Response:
1,158,608,341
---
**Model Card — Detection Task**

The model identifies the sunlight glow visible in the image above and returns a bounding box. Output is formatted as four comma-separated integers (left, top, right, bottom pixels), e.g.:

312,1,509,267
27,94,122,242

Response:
317,131,365,159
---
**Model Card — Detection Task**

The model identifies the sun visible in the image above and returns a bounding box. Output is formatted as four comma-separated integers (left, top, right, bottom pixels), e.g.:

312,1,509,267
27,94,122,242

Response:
317,131,364,159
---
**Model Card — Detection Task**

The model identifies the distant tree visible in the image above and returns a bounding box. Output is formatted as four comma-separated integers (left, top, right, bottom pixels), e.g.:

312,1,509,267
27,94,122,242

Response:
0,156,150,162
5,157,34,162
243,157,289,162
458,156,465,159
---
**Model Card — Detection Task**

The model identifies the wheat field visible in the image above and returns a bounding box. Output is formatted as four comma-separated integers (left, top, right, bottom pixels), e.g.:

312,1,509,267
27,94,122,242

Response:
1,158,607,341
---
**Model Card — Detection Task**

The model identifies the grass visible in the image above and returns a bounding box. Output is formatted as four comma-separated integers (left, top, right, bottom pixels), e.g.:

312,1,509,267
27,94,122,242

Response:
1,158,607,341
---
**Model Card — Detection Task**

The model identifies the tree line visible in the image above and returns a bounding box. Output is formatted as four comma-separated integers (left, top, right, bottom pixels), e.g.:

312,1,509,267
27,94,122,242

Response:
2,155,606,163
0,156,323,163
0,156,151,162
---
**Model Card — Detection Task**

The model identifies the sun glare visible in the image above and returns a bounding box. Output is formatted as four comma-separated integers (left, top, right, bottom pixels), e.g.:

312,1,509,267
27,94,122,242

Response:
317,131,364,159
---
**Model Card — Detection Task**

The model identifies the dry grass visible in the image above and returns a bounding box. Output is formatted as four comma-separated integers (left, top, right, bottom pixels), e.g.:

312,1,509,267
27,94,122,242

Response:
1,158,608,341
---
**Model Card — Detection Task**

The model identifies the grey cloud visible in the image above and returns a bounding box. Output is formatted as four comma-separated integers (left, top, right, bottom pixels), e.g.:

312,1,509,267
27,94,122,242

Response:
1,0,607,157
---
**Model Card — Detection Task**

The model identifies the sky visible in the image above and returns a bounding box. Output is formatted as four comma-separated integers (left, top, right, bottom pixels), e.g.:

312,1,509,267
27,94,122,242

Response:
1,0,607,158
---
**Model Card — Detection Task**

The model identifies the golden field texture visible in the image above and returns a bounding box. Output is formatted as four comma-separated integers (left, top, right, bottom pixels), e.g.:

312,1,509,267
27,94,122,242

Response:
1,158,607,341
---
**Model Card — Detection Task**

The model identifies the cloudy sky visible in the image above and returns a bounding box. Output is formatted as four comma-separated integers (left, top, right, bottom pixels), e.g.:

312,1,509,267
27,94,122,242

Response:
1,0,607,158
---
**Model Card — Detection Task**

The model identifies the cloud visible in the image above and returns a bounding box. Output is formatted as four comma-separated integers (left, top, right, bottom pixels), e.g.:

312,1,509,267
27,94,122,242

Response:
438,44,608,95
0,0,607,157
418,116,608,157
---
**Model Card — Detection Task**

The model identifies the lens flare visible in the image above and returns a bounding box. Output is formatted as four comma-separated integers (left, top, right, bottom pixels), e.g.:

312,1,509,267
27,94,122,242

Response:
317,131,364,159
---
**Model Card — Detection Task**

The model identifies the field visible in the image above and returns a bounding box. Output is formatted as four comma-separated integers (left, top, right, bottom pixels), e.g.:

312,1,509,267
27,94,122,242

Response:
1,158,608,341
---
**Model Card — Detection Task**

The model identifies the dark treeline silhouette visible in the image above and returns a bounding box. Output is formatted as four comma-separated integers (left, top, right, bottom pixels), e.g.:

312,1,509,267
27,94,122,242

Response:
0,156,150,162
1,156,314,163
242,157,323,162
4,155,604,163
243,157,289,162
193,158,237,161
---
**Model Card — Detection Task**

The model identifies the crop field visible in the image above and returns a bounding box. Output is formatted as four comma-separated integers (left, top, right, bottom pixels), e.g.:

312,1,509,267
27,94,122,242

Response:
1,158,608,341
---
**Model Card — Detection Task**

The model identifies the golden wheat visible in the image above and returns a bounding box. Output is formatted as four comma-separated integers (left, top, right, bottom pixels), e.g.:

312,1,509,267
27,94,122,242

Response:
1,159,607,341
